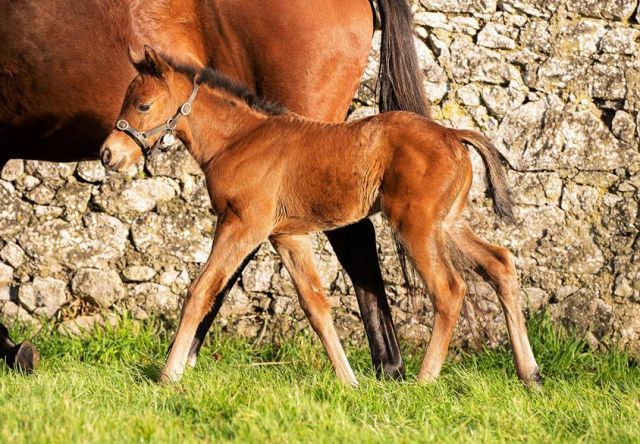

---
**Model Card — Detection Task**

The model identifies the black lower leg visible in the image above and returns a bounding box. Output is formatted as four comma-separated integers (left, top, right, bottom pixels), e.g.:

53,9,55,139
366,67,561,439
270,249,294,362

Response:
326,219,404,379
0,322,17,364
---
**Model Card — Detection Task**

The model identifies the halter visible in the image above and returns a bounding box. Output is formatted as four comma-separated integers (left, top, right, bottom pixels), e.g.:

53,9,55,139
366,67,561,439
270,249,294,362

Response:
114,80,200,158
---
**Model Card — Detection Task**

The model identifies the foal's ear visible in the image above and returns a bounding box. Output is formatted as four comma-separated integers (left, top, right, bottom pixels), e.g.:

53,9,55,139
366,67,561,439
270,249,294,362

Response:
127,46,146,71
142,45,170,78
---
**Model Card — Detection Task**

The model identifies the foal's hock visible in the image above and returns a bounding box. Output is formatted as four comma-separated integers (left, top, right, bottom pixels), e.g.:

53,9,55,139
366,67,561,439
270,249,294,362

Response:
102,47,540,387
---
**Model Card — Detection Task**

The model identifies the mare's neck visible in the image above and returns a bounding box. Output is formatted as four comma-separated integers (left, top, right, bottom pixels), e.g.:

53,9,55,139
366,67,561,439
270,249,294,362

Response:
182,86,269,167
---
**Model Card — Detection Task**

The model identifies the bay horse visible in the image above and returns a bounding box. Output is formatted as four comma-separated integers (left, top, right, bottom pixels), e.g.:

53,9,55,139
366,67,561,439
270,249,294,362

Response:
0,0,428,377
101,47,541,387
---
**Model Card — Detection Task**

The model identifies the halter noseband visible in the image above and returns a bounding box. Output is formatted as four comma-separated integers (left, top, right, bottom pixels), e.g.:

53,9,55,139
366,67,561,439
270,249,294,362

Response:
114,80,200,158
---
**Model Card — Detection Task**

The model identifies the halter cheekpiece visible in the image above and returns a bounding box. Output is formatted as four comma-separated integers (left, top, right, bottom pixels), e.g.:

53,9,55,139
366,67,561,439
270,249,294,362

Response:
115,79,200,157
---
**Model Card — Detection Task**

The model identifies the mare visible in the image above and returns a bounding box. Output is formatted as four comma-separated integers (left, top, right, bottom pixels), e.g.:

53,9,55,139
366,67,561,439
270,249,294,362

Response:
0,0,429,376
100,48,541,387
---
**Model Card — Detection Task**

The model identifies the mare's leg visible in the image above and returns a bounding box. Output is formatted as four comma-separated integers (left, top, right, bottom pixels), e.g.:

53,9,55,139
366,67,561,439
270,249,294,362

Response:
161,218,267,383
456,224,540,386
326,221,404,380
271,235,357,386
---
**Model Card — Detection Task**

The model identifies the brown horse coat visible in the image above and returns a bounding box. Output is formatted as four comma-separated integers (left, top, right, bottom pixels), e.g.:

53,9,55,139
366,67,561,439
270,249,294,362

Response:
102,49,540,387
1,0,428,377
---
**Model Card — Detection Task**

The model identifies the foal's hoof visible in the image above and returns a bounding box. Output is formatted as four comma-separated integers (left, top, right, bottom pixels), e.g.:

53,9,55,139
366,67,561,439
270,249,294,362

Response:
12,341,40,374
159,370,182,384
523,369,543,390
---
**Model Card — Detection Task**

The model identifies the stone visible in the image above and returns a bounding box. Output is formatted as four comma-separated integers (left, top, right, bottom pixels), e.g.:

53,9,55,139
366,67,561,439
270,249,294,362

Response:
122,265,156,283
0,181,32,239
496,96,639,171
457,84,481,106
419,0,497,14
0,242,26,268
18,277,68,318
25,184,56,205
499,0,557,17
557,19,607,56
242,253,276,293
0,262,13,287
415,12,480,35
54,179,93,214
76,161,107,183
131,210,214,264
450,37,516,85
565,0,638,20
477,23,517,49
611,110,637,144
600,27,640,55
24,160,75,181
146,145,201,179
531,56,590,93
588,64,626,100
480,83,526,119
93,176,178,218
1,301,35,324
132,283,180,316
1,160,24,182
519,18,551,53
72,268,125,307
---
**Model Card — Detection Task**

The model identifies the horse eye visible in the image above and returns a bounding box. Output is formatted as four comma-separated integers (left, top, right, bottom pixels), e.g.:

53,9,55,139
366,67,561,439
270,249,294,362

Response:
137,103,151,112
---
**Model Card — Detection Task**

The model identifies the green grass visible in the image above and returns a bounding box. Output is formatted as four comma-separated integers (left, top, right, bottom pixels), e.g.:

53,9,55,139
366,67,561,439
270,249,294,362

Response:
0,315,638,443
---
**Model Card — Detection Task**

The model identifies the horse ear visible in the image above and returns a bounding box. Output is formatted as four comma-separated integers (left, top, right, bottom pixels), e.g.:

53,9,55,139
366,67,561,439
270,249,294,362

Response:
143,45,170,78
127,46,146,72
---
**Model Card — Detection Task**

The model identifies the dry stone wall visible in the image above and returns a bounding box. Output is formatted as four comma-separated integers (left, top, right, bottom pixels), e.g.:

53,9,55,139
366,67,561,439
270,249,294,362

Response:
1,0,639,356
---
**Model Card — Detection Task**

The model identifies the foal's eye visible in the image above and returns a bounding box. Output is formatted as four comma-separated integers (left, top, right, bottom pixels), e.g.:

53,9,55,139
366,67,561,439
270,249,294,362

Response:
137,103,151,113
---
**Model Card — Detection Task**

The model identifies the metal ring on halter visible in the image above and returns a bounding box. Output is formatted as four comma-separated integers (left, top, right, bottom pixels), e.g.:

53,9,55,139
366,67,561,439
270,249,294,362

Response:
116,119,130,131
180,102,192,116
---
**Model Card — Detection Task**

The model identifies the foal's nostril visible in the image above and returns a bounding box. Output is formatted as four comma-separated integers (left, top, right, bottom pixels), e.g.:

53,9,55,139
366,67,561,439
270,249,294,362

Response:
101,148,112,166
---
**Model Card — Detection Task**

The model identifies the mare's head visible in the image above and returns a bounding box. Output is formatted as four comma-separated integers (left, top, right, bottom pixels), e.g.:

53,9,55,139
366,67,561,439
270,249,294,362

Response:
100,46,195,171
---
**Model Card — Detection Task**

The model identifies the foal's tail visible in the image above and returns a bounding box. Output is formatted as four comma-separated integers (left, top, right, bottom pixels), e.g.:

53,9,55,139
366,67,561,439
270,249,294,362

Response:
377,0,431,118
455,129,515,222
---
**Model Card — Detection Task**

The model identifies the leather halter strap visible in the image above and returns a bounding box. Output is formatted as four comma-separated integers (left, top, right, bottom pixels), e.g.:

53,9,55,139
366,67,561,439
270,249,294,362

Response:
115,80,200,157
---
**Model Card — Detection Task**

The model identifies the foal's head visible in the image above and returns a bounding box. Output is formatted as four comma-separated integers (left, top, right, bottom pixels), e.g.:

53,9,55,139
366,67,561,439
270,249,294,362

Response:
100,46,195,171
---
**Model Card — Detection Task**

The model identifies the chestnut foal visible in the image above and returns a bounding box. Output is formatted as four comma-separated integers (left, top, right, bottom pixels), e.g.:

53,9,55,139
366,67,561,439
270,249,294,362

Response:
102,48,541,387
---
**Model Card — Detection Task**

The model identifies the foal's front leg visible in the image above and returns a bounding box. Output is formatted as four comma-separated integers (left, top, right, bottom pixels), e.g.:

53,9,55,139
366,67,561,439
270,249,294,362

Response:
271,234,357,386
161,218,267,383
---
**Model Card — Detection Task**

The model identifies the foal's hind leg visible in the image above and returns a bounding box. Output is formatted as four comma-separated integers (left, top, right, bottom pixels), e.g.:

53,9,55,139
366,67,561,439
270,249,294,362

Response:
161,219,267,383
399,223,467,382
456,224,540,386
271,234,357,386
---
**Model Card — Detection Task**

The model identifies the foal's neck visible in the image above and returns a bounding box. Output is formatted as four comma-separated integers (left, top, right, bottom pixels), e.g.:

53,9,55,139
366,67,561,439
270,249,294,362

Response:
185,86,270,166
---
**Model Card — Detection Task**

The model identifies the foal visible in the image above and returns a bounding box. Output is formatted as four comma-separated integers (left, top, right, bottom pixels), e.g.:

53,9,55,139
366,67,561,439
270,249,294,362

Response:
101,48,540,387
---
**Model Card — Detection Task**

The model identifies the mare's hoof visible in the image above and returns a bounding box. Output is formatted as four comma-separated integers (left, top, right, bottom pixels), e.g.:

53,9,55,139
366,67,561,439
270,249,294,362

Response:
378,361,406,381
12,341,40,373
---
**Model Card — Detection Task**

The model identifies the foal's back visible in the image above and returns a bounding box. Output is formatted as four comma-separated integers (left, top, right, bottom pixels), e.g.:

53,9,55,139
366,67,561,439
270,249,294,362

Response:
267,111,463,234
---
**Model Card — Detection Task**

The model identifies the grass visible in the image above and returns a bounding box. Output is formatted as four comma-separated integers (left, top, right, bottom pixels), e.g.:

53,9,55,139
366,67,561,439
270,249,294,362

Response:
0,314,638,443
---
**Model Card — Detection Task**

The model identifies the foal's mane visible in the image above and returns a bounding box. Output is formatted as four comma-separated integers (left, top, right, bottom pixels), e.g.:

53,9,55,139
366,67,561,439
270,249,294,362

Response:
160,55,287,116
